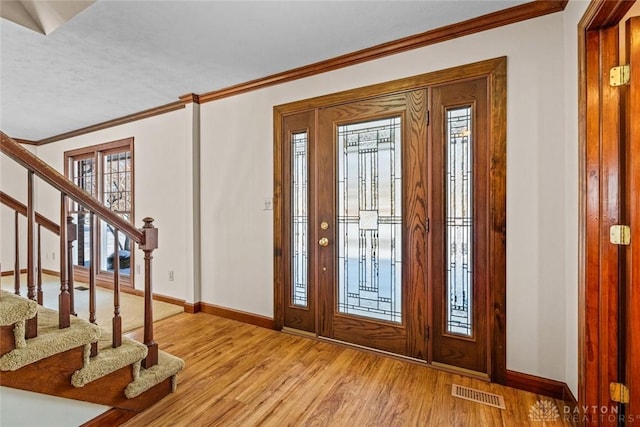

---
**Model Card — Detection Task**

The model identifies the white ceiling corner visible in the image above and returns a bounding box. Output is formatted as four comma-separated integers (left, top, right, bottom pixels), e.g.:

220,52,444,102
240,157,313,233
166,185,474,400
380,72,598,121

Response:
0,0,95,35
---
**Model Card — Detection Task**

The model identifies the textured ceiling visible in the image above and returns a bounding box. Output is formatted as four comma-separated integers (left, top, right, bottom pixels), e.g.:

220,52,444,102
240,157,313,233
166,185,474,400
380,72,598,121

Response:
0,0,529,141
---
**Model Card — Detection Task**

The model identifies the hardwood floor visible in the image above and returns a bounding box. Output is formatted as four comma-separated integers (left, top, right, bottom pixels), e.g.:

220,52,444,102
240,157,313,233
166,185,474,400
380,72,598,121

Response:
120,313,575,426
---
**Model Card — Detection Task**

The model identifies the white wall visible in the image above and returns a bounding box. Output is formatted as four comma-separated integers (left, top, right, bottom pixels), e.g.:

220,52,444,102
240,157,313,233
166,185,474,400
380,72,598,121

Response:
1,146,38,274
200,12,573,385
34,108,194,301
563,0,589,399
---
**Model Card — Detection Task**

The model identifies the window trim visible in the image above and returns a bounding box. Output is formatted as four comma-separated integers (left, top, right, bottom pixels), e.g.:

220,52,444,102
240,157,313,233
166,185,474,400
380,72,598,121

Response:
64,137,135,289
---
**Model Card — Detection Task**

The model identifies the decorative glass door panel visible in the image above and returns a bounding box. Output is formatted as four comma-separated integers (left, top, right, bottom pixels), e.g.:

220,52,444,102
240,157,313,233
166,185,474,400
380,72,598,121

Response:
316,92,428,358
337,118,402,323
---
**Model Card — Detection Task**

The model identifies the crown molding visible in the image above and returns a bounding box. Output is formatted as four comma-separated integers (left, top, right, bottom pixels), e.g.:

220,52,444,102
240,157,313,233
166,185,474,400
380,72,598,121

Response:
198,0,567,104
28,0,566,145
178,93,201,104
35,100,187,146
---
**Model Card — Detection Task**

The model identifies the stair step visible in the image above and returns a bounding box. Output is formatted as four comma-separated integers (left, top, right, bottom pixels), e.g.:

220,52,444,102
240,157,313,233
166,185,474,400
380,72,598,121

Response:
0,290,39,353
0,305,100,371
0,290,185,409
72,333,147,388
125,350,185,398
0,290,38,326
0,346,173,411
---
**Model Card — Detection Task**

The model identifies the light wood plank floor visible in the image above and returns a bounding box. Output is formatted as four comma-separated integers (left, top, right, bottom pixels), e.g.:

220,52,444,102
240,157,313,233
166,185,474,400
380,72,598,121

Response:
122,313,575,426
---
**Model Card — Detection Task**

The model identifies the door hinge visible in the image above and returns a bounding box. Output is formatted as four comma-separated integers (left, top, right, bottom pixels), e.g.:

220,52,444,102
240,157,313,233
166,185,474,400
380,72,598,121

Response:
426,218,430,233
610,64,630,87
610,225,631,245
610,382,630,404
426,325,430,341
426,110,430,126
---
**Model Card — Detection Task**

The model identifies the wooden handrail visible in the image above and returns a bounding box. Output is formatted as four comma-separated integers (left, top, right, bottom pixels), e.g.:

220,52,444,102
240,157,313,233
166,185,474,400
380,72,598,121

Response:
1,191,60,235
3,130,159,368
1,132,144,243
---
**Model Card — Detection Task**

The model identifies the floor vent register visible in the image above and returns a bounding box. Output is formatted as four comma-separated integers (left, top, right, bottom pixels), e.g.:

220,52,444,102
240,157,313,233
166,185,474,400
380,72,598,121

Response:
451,384,506,409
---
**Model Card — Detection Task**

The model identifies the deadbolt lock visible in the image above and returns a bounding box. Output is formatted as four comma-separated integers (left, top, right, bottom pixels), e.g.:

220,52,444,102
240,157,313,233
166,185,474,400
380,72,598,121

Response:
320,221,329,230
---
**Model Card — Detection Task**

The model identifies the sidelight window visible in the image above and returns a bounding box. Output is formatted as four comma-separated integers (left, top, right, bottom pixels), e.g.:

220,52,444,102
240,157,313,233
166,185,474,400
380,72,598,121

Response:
445,106,473,337
291,131,308,307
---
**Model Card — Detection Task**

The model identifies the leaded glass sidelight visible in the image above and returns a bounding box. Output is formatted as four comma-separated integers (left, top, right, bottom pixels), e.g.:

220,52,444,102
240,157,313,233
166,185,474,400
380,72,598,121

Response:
70,157,96,268
446,106,473,337
101,150,132,275
337,117,402,323
291,132,308,307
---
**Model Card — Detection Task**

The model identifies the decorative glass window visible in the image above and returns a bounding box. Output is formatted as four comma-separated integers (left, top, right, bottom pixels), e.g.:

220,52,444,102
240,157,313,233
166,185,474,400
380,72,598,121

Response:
291,132,308,307
445,106,473,337
70,156,96,268
65,139,134,279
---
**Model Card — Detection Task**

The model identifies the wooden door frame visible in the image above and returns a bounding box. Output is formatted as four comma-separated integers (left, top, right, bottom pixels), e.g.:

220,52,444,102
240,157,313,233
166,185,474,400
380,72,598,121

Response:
273,57,506,383
578,0,635,421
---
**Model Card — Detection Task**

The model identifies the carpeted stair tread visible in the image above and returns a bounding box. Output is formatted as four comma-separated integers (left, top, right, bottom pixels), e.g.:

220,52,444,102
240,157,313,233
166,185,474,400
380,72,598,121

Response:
71,331,148,387
125,350,185,398
0,290,185,402
0,305,100,371
0,290,38,326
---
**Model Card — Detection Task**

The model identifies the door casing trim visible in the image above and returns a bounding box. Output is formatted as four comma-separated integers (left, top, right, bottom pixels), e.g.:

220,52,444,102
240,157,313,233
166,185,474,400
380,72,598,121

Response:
273,57,507,383
578,0,636,416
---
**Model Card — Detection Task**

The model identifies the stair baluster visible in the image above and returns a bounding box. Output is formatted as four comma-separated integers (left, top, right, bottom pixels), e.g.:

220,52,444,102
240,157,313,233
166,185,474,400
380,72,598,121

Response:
59,193,71,328
14,211,20,295
25,170,37,339
89,212,98,357
37,224,43,305
1,190,59,305
66,216,77,316
113,229,122,348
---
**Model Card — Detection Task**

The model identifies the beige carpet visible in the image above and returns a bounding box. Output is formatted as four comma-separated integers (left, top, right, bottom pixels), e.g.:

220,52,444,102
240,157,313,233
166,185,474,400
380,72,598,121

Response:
1,274,183,334
0,302,101,371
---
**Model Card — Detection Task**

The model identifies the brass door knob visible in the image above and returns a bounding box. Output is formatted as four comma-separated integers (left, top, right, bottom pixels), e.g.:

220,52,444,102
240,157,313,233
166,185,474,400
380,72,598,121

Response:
318,237,329,247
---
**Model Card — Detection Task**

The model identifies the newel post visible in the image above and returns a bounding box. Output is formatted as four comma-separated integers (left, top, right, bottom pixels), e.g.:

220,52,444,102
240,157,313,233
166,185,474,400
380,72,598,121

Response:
140,217,158,368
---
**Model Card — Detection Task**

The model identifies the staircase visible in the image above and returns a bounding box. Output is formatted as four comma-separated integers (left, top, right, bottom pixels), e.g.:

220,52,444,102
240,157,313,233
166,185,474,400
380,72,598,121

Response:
0,131,185,413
